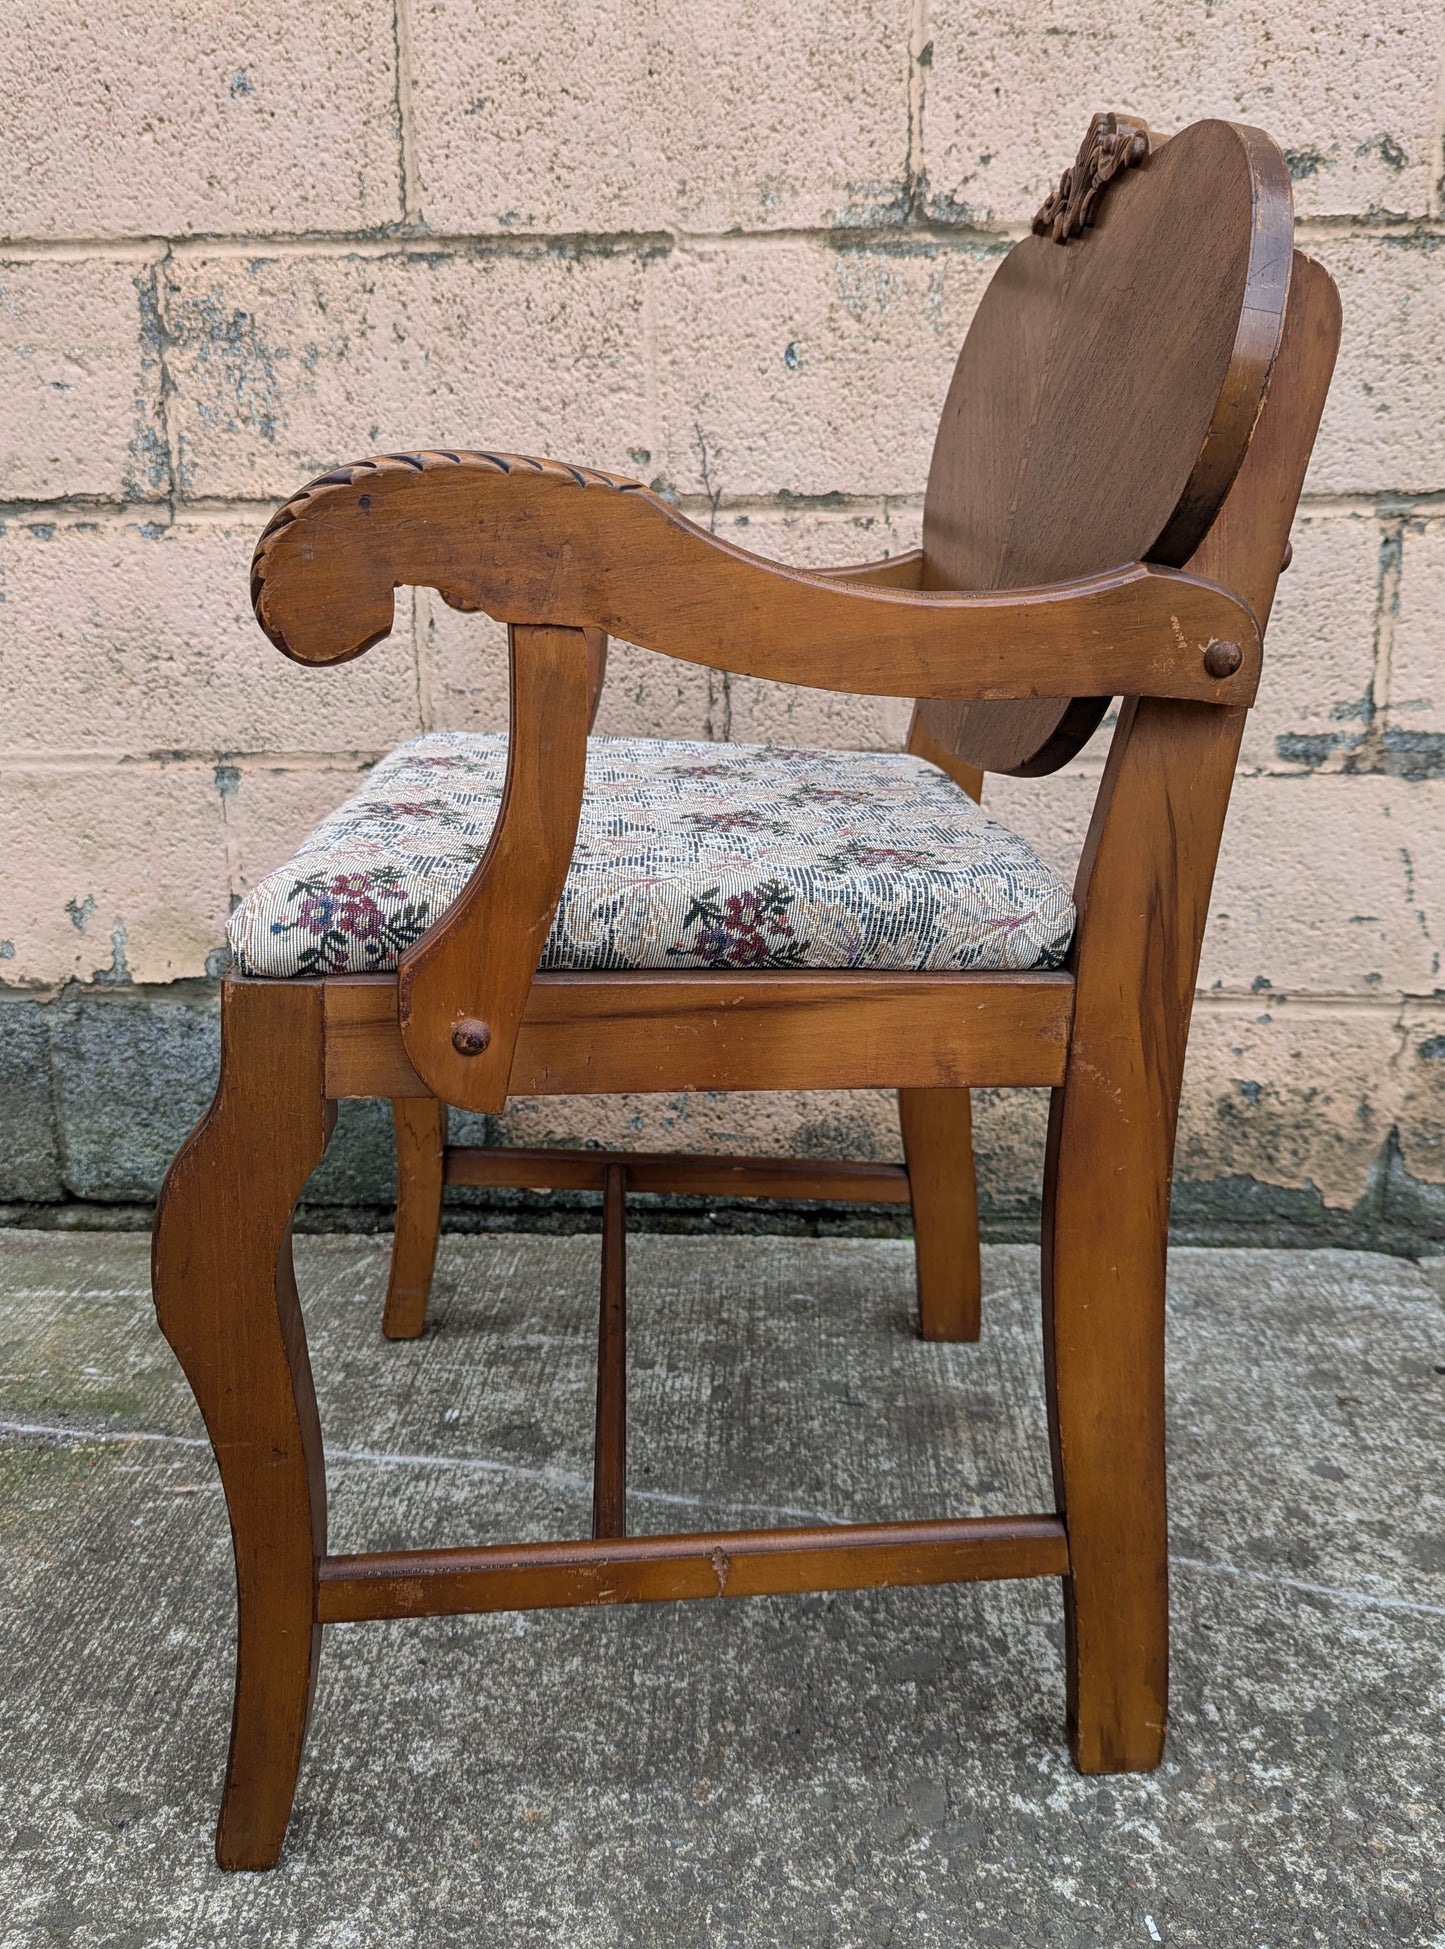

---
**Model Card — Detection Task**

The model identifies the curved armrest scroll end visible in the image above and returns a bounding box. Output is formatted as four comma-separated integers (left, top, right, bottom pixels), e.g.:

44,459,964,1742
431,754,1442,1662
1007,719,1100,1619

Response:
251,527,400,667
253,583,399,668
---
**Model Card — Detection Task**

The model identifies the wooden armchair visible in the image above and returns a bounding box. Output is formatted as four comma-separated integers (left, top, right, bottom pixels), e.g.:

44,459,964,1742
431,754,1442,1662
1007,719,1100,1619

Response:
152,114,1339,1868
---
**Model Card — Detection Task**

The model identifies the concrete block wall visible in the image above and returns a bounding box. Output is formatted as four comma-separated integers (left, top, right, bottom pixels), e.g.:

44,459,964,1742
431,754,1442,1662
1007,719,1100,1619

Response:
3,2,1444,1241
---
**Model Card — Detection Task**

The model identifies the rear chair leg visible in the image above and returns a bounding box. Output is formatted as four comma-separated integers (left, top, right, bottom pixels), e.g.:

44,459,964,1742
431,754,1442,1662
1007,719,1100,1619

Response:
383,1097,447,1339
1042,1066,1169,1773
152,979,333,1870
1040,696,1241,1772
898,1087,982,1341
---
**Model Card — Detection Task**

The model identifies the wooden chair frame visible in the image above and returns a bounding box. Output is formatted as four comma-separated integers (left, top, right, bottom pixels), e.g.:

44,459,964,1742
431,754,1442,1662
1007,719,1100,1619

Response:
152,132,1340,1867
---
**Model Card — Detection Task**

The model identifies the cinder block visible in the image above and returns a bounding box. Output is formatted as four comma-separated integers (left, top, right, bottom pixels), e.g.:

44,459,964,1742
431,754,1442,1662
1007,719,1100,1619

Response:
1387,516,1445,762
1305,236,1445,496
724,679,913,754
497,1089,903,1163
589,641,717,744
653,238,999,500
406,0,908,235
979,768,1099,889
0,761,231,985
0,258,167,502
165,249,650,500
0,999,63,1200
715,500,924,571
0,515,421,756
50,988,219,1202
923,2,1440,225
421,589,728,745
1242,510,1381,774
714,500,920,749
419,593,515,737
0,4,401,239
1397,1001,1445,1185
303,1098,398,1208
969,1086,1050,1220
1203,774,1445,996
996,763,1445,1001
1176,999,1403,1208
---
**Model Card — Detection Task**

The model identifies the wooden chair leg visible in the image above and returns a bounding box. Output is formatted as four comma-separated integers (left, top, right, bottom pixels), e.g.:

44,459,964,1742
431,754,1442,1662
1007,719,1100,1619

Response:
383,1097,447,1340
1042,1071,1168,1774
152,979,334,1870
898,1086,982,1342
1040,696,1241,1774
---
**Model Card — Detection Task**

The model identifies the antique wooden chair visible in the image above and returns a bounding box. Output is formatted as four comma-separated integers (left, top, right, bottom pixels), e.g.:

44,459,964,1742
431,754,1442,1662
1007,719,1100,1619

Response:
152,115,1339,1868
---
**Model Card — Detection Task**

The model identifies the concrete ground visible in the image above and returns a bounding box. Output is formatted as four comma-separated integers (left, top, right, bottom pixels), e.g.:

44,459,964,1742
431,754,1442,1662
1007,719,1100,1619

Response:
0,1232,1441,1947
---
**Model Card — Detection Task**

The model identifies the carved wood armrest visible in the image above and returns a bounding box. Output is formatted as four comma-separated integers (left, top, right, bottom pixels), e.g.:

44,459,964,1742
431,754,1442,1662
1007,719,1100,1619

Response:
251,451,1260,707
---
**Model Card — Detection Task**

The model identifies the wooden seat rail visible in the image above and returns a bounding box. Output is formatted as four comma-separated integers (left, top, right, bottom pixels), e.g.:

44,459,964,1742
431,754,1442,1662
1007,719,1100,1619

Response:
321,970,1075,1100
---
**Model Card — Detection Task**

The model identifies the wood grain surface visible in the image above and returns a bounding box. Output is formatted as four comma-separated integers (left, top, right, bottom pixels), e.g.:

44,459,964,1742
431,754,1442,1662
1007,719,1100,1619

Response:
917,118,1292,775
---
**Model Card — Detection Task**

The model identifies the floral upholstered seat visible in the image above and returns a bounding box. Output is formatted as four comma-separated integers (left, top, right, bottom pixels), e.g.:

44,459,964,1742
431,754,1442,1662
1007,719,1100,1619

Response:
227,733,1075,978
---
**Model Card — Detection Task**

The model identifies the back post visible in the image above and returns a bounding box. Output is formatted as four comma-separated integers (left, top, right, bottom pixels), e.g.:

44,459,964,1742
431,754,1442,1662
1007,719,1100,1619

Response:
1044,251,1342,1770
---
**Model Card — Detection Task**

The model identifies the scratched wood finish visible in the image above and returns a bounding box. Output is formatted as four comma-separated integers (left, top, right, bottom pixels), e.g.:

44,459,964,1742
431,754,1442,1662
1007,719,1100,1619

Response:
148,116,1340,1869
584,625,609,727
917,118,1292,776
316,1516,1070,1623
382,1097,447,1339
398,623,590,1110
810,550,924,588
152,979,332,1871
899,733,984,1335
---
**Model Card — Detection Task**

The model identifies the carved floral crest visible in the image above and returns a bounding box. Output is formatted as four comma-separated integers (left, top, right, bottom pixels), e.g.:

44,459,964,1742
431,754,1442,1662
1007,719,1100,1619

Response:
1032,112,1152,243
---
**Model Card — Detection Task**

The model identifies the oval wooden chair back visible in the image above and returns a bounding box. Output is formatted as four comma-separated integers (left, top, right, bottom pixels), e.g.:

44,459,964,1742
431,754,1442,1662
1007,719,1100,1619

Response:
915,114,1293,777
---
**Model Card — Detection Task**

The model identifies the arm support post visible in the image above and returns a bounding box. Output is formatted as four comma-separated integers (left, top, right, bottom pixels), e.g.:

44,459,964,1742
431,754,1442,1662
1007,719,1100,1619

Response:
396,622,590,1109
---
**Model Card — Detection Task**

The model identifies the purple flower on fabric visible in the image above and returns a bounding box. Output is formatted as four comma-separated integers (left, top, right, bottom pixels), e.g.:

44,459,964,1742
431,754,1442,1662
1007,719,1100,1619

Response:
668,879,810,969
273,871,432,975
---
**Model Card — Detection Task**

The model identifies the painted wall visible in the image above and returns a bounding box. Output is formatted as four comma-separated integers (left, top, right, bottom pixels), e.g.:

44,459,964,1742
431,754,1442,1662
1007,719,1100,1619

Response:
2,3,1444,1235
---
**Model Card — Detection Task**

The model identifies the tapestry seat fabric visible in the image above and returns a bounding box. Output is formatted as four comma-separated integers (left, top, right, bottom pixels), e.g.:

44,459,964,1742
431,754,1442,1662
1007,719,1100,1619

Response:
227,733,1076,978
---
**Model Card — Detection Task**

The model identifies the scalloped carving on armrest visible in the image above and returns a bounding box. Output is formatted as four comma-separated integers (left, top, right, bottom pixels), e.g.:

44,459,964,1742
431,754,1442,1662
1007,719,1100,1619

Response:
250,449,1261,707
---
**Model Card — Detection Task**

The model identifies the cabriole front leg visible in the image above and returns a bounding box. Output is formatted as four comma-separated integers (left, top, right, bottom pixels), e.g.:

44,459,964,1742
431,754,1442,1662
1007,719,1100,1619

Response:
152,978,334,1870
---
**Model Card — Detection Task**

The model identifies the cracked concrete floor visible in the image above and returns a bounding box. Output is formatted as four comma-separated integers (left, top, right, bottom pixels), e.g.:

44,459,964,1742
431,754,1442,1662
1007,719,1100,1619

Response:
0,1230,1442,1947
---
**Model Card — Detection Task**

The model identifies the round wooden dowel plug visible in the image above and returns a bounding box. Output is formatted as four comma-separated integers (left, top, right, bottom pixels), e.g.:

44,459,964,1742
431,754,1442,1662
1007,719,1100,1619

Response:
1203,639,1243,679
451,1018,491,1056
